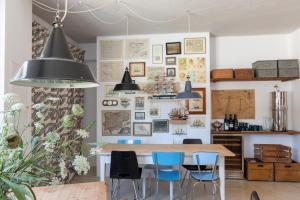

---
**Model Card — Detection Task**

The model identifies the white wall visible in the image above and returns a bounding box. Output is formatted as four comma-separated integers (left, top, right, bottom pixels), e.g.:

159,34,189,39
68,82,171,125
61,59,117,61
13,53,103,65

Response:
211,34,294,158
0,0,5,113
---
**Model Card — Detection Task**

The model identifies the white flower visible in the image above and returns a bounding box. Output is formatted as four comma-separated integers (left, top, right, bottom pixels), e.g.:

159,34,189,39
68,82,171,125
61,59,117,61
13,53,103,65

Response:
34,122,44,130
72,104,84,117
44,142,56,153
4,93,20,104
90,147,97,155
32,103,46,110
11,103,26,111
50,177,61,185
46,132,60,143
72,155,90,175
59,160,68,179
47,97,61,102
76,129,89,138
36,111,44,119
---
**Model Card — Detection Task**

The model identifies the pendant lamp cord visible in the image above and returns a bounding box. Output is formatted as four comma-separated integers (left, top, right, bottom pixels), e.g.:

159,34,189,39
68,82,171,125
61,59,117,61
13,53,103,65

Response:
187,10,191,33
55,0,68,22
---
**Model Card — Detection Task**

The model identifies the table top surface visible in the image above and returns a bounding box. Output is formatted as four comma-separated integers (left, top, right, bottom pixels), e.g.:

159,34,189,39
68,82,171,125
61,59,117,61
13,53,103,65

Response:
98,144,235,157
33,182,107,200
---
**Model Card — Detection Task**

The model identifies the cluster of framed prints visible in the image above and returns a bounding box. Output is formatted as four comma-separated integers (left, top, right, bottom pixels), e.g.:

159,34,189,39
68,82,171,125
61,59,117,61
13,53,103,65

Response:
132,119,169,136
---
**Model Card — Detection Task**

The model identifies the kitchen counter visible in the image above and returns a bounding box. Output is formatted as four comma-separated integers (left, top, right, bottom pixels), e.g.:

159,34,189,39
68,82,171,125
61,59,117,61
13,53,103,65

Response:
211,130,300,135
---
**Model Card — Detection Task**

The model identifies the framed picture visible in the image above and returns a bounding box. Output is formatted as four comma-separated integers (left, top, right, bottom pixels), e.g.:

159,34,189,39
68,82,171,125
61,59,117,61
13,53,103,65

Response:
135,97,145,110
152,44,163,64
149,107,160,118
186,88,206,114
102,110,131,136
184,37,206,54
153,119,169,133
166,68,176,77
166,42,181,55
166,57,176,65
135,112,145,120
129,62,145,77
133,122,152,136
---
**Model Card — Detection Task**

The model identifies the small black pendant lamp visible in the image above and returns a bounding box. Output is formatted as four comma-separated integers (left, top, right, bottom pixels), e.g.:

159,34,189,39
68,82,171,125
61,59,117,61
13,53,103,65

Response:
176,76,201,99
113,67,140,92
10,14,99,88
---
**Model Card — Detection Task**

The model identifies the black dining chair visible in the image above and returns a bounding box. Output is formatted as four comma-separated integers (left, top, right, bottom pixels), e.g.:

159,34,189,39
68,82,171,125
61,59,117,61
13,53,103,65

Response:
251,191,260,200
110,151,142,200
181,139,204,188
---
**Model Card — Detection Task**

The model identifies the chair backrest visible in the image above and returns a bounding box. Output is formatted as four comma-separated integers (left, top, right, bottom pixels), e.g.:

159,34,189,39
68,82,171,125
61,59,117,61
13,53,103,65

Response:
183,139,203,144
192,152,219,166
250,191,260,200
110,151,140,179
152,152,184,166
117,139,141,144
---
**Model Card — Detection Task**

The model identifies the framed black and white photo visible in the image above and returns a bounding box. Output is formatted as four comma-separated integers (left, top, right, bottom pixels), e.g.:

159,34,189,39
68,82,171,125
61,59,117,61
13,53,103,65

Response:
153,119,169,133
149,107,160,118
166,57,176,65
135,112,145,120
133,122,152,136
166,68,176,77
184,37,206,54
152,44,163,64
166,42,181,55
135,97,145,110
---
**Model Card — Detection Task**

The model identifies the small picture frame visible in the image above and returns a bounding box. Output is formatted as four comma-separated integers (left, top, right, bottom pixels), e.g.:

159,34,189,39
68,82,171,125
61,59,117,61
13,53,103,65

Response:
166,68,176,77
152,44,163,64
133,122,152,136
186,88,206,114
184,37,206,54
153,119,169,133
166,42,181,55
135,112,145,120
149,107,160,118
135,97,145,110
129,62,146,77
166,57,176,65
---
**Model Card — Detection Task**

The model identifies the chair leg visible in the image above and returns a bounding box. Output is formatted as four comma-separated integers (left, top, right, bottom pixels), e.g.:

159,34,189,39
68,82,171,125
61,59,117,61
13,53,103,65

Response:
155,180,159,199
186,175,192,200
191,181,201,200
170,181,173,200
181,170,188,189
142,178,146,199
117,179,120,200
132,180,138,200
111,179,114,198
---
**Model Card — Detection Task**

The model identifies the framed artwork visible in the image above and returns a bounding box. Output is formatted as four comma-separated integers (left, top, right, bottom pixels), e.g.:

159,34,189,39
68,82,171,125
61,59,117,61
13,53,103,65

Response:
135,112,145,120
166,42,181,55
147,66,165,81
152,44,163,64
153,119,169,133
186,88,206,114
135,97,145,110
184,37,206,54
133,122,152,136
149,107,160,118
102,110,131,136
166,57,176,65
126,38,149,59
129,62,145,77
178,57,206,83
166,68,176,77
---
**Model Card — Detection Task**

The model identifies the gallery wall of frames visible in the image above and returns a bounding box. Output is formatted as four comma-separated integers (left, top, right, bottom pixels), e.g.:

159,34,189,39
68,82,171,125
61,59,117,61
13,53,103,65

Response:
97,32,211,144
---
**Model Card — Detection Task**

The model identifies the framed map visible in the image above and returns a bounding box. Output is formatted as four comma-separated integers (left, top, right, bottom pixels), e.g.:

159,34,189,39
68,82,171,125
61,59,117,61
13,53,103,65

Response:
178,57,206,83
102,110,131,136
126,39,150,59
100,61,123,82
100,40,124,60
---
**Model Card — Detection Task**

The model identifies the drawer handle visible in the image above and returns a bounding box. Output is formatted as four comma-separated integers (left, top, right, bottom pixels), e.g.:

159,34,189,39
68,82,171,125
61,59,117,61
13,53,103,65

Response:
285,165,292,168
257,164,264,167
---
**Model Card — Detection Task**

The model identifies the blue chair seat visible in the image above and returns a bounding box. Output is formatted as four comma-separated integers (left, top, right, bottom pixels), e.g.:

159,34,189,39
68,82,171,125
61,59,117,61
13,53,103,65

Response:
190,171,219,181
157,170,181,181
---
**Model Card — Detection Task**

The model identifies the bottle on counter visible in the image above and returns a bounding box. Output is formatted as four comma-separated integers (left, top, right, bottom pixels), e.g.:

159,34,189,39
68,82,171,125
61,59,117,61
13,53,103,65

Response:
224,114,229,131
229,114,234,131
233,114,239,131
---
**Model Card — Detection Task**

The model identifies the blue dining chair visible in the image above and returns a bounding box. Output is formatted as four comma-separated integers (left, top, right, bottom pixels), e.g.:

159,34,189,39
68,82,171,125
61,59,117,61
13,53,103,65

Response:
117,139,142,144
188,152,219,199
152,152,185,200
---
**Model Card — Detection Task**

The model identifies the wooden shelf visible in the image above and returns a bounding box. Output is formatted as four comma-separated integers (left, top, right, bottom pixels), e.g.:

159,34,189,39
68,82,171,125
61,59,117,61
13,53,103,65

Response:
211,130,300,135
169,119,188,124
211,77,299,82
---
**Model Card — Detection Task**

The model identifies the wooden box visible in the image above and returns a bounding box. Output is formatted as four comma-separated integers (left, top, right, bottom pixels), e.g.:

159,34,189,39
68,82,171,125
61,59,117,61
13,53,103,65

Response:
278,59,299,78
275,161,300,182
211,69,234,80
254,144,292,163
234,68,254,80
244,158,274,181
252,60,278,78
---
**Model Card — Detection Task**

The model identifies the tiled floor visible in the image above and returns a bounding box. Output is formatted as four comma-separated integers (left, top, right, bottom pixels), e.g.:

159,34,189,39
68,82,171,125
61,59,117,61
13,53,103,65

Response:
72,168,300,200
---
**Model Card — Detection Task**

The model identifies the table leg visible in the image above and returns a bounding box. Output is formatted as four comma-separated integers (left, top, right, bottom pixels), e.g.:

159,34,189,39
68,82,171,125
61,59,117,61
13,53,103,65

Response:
100,156,106,182
219,156,225,200
170,181,173,200
143,177,146,199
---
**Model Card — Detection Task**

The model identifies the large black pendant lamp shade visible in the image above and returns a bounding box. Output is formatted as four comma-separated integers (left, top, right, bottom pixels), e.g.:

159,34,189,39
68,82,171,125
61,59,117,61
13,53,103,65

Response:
176,76,201,99
10,19,99,88
113,67,140,92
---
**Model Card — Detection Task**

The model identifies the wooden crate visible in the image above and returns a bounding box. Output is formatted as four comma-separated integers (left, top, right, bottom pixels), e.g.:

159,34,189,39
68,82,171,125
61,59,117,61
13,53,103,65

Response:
254,144,292,163
244,158,274,181
234,68,254,80
211,69,234,80
275,162,300,182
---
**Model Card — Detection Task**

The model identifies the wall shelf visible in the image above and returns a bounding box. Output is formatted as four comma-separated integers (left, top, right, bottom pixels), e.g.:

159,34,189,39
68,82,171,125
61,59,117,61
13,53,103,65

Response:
169,119,188,124
211,130,300,135
211,77,299,83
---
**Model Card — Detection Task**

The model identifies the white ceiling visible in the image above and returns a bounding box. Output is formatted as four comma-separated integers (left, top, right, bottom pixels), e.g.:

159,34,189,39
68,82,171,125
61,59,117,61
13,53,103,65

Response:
33,0,300,43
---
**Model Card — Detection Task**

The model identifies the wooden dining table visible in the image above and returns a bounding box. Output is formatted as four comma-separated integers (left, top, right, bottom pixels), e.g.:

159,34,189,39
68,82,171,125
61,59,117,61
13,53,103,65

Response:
33,181,108,200
98,144,235,200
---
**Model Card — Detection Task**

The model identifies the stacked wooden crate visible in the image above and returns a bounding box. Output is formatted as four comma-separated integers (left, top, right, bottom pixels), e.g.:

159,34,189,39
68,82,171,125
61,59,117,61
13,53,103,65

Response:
245,144,300,182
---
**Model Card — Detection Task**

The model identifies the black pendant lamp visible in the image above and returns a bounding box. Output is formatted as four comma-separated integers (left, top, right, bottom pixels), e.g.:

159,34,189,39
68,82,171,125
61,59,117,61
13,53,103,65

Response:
176,76,201,99
113,67,140,92
10,16,99,88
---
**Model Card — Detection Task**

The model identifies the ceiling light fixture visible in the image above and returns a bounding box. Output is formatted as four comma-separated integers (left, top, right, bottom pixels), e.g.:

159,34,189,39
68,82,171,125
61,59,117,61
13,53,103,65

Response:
11,0,99,88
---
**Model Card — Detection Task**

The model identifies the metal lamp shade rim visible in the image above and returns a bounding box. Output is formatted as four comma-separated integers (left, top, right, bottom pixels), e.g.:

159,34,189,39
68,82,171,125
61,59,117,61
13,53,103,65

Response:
113,83,140,91
176,91,201,99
